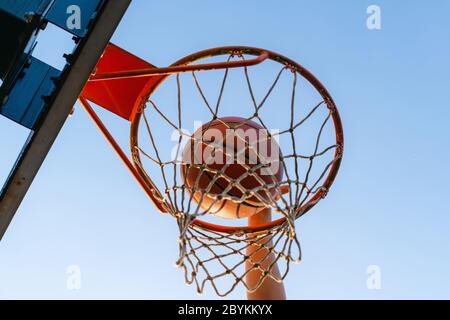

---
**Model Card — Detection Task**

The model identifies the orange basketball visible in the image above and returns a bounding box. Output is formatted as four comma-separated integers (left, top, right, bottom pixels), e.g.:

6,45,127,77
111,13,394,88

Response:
181,117,284,219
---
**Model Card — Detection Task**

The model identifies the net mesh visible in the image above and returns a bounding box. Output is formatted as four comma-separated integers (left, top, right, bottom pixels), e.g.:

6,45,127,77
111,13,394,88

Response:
131,50,342,296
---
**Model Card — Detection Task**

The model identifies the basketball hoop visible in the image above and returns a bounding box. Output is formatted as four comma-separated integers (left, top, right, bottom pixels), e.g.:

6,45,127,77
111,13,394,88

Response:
80,46,344,297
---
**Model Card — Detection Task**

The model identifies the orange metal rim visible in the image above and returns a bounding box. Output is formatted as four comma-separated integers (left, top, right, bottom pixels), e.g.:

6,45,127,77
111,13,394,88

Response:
129,46,344,234
89,51,269,81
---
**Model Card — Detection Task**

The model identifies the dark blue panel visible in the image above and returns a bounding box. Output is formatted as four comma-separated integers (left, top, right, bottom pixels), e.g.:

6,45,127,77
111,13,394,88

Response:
0,0,52,81
45,0,104,37
0,0,52,19
0,57,60,130
0,13,33,81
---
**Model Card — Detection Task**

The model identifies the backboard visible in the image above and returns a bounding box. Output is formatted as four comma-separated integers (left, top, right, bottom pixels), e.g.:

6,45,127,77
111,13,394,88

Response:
0,0,131,240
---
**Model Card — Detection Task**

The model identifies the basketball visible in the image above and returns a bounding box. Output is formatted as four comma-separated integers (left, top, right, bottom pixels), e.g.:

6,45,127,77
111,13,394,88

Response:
181,117,284,219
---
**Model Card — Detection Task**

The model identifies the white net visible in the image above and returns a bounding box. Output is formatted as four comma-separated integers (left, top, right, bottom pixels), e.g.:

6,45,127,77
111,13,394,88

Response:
130,48,343,296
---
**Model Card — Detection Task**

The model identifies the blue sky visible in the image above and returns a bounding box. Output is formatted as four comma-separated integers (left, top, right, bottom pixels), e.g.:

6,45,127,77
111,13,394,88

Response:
1,0,450,299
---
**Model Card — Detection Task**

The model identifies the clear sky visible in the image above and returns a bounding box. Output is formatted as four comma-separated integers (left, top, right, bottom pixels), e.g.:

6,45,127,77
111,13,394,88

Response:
1,0,450,299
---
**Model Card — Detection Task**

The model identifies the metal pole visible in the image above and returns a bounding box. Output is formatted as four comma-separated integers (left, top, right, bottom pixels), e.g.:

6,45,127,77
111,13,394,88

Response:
0,0,132,241
78,96,168,213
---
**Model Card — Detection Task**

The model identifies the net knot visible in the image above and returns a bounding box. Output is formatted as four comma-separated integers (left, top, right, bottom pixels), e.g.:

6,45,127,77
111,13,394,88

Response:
320,187,329,199
284,63,296,73
230,50,244,57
